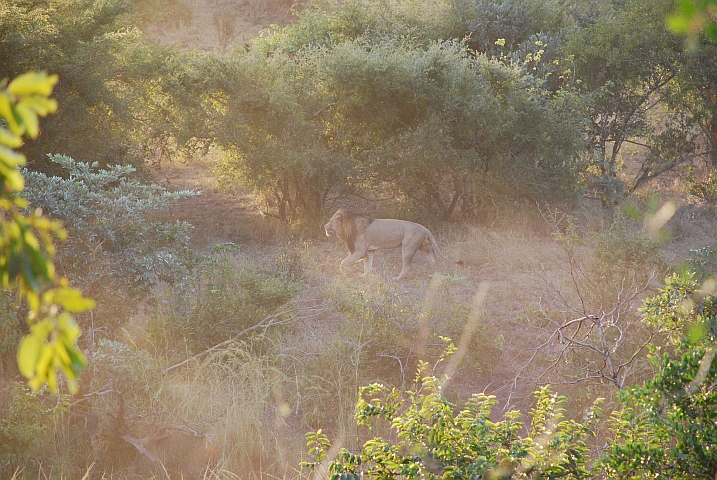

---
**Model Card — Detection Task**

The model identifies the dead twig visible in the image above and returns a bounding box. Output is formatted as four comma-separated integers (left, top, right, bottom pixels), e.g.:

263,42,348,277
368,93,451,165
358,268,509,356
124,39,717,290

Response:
162,300,338,374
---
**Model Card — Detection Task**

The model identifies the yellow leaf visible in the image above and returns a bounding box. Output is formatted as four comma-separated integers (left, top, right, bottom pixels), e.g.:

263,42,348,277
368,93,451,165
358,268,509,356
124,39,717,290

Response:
0,153,25,191
51,287,96,313
7,72,59,97
22,96,58,116
0,127,22,148
46,360,58,393
67,378,80,395
0,144,27,168
34,342,55,378
22,229,41,251
58,312,81,342
29,318,55,337
55,340,72,368
29,375,46,391
26,290,40,314
17,333,44,378
14,103,39,138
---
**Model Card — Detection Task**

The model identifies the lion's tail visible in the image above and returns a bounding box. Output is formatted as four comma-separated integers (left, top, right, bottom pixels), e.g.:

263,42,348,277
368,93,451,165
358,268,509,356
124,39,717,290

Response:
426,230,463,265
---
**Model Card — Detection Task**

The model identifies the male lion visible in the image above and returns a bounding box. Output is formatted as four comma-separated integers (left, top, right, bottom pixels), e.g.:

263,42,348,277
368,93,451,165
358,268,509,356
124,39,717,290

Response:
324,209,463,280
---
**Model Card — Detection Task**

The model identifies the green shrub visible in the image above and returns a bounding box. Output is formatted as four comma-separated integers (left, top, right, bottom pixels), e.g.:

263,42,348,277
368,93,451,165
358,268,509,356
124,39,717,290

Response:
303,344,598,480
592,212,665,285
687,246,717,281
149,243,302,354
0,291,22,371
213,1,586,222
0,383,73,477
22,154,197,329
600,271,717,478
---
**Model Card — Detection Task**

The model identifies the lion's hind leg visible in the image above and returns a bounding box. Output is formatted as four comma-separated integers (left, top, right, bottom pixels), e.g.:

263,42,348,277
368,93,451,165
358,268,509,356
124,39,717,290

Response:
360,251,375,277
420,242,437,270
395,247,418,281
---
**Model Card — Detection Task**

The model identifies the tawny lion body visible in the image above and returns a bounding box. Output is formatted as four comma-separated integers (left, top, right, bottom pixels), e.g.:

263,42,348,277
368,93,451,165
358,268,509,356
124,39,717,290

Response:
324,209,462,280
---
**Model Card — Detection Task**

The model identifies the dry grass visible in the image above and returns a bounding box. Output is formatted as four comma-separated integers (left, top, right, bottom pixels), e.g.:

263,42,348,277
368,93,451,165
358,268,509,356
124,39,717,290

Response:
52,178,717,478
10,171,717,477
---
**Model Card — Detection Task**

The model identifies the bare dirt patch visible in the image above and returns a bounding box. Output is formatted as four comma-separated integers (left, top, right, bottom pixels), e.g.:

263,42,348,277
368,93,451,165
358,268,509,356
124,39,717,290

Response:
154,159,268,249
143,0,297,51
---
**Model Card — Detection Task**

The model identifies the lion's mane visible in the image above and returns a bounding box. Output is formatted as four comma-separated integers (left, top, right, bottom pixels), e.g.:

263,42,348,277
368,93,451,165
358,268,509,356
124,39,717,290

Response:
332,209,374,253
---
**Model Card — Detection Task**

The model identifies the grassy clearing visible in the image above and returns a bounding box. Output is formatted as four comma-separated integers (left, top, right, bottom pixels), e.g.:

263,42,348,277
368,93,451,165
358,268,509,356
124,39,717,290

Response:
5,157,717,478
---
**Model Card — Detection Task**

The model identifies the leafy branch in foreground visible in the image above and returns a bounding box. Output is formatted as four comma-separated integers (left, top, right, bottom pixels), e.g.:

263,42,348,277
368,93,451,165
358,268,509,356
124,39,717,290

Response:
0,72,94,394
598,271,717,479
302,343,600,480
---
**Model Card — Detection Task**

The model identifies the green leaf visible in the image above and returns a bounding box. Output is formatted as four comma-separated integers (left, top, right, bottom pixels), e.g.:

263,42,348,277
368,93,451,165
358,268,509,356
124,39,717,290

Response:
65,343,87,375
0,93,20,135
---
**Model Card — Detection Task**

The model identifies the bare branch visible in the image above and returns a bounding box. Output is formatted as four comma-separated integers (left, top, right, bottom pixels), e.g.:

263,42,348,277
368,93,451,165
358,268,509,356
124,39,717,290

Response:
162,300,338,375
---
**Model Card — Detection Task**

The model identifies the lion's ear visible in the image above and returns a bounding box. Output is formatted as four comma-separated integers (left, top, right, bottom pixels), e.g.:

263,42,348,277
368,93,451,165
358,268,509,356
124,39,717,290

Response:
336,213,342,220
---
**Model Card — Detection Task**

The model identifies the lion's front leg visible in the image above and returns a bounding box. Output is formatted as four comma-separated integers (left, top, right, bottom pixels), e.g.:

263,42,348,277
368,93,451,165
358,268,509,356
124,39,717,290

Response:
340,251,367,273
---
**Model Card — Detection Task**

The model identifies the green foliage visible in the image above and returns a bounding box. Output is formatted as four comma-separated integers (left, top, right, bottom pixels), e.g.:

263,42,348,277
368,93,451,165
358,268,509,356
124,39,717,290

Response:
599,273,717,478
640,270,698,344
0,292,22,367
216,13,586,221
91,339,159,399
452,0,568,61
0,382,72,475
562,0,686,197
687,246,717,281
0,71,93,394
303,349,598,479
689,172,717,204
132,0,193,28
150,243,302,354
668,0,717,43
0,0,211,170
592,212,664,284
661,2,717,177
22,154,196,327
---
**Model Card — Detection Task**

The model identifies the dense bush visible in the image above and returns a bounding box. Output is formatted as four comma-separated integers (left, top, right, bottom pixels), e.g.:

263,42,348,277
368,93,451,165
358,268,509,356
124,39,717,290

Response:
598,272,717,478
303,272,717,479
0,383,74,477
149,243,303,355
22,154,197,328
0,0,210,170
215,30,586,221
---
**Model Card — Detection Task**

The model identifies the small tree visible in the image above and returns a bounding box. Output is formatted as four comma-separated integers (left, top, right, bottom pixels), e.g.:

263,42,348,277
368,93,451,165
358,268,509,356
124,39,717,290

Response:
516,213,665,391
562,0,684,201
22,154,197,329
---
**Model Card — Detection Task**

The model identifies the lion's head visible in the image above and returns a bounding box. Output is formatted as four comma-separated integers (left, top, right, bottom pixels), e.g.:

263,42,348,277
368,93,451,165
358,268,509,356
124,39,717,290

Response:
324,209,373,253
